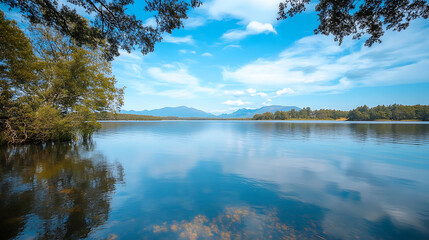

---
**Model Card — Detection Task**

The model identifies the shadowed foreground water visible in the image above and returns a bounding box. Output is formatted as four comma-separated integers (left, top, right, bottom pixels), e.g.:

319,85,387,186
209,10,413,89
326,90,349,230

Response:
1,121,429,239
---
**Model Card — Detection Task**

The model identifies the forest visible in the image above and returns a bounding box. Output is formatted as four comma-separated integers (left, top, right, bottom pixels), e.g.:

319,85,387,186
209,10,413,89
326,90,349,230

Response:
252,105,429,121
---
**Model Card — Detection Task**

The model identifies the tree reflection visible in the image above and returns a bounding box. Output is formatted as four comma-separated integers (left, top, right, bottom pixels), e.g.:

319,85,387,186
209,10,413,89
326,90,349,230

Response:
0,142,124,239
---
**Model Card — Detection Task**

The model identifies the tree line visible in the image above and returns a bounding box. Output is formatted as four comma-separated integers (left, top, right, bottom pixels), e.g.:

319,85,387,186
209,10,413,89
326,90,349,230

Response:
252,105,429,121
253,107,348,120
347,104,429,121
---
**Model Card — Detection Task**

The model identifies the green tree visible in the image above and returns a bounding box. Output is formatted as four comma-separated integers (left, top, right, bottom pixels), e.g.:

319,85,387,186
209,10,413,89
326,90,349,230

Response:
416,105,429,121
347,105,371,121
278,0,429,46
369,105,392,120
252,112,275,120
2,0,428,61
0,11,124,144
347,104,429,121
0,10,37,106
274,110,288,120
0,10,38,143
1,0,202,60
299,107,311,119
261,112,275,120
289,109,299,119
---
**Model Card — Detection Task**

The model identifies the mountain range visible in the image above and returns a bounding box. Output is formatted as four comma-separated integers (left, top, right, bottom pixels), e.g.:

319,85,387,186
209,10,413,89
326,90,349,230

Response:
120,105,301,118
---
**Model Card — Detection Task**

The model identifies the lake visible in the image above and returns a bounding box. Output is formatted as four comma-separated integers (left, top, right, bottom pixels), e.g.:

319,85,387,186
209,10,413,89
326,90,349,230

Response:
1,121,429,239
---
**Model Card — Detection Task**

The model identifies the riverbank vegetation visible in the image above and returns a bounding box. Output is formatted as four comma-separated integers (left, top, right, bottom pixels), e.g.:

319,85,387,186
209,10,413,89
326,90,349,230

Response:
0,11,123,144
253,108,348,120
97,104,429,121
252,105,429,121
347,105,429,121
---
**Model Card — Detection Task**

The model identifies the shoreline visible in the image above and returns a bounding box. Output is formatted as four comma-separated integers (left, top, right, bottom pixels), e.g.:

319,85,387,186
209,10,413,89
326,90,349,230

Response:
97,119,427,122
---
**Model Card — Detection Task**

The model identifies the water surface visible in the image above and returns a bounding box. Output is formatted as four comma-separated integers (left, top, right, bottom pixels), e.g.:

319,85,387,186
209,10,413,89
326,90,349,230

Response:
1,121,429,239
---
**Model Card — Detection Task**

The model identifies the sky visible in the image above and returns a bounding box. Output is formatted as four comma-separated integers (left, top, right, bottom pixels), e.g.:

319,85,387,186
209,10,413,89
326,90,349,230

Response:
4,1,429,114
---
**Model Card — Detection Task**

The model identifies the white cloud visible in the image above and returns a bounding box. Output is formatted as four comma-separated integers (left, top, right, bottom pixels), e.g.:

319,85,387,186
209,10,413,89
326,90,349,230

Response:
276,88,294,96
202,52,214,57
179,49,197,54
247,88,257,94
245,88,267,97
184,17,206,28
147,65,199,85
157,89,196,99
223,100,250,106
203,0,281,24
117,50,143,62
144,17,157,28
131,64,142,75
163,64,176,68
222,21,277,40
224,90,245,95
114,59,222,100
223,22,429,95
262,98,272,106
223,44,242,50
144,64,221,99
163,35,194,44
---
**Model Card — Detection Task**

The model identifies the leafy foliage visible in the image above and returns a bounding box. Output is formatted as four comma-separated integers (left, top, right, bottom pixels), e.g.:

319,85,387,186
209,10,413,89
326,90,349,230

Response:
253,107,348,120
0,11,124,144
1,0,202,60
252,112,275,120
347,104,429,121
252,105,429,121
278,0,429,46
3,0,427,60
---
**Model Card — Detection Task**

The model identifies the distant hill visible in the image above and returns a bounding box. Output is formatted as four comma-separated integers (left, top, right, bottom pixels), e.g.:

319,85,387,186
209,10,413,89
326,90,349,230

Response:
121,105,300,118
120,106,216,118
219,105,301,118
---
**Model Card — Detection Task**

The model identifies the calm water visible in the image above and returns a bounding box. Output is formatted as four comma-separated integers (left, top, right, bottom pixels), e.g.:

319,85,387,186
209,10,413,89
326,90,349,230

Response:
1,121,429,240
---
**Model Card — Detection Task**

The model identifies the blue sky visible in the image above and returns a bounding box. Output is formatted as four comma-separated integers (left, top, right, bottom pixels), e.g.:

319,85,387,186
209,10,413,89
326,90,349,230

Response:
4,1,429,114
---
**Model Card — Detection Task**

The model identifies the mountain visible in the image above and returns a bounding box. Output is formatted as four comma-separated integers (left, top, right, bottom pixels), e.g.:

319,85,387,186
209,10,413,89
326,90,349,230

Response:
120,106,216,118
219,105,301,118
121,105,301,118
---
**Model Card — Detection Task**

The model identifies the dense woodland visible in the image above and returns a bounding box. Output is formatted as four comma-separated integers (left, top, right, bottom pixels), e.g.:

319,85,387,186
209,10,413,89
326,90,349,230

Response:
346,104,429,121
252,105,429,121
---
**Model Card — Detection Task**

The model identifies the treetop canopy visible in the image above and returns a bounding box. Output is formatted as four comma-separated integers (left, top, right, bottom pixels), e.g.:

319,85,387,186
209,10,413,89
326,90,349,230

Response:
1,0,428,60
